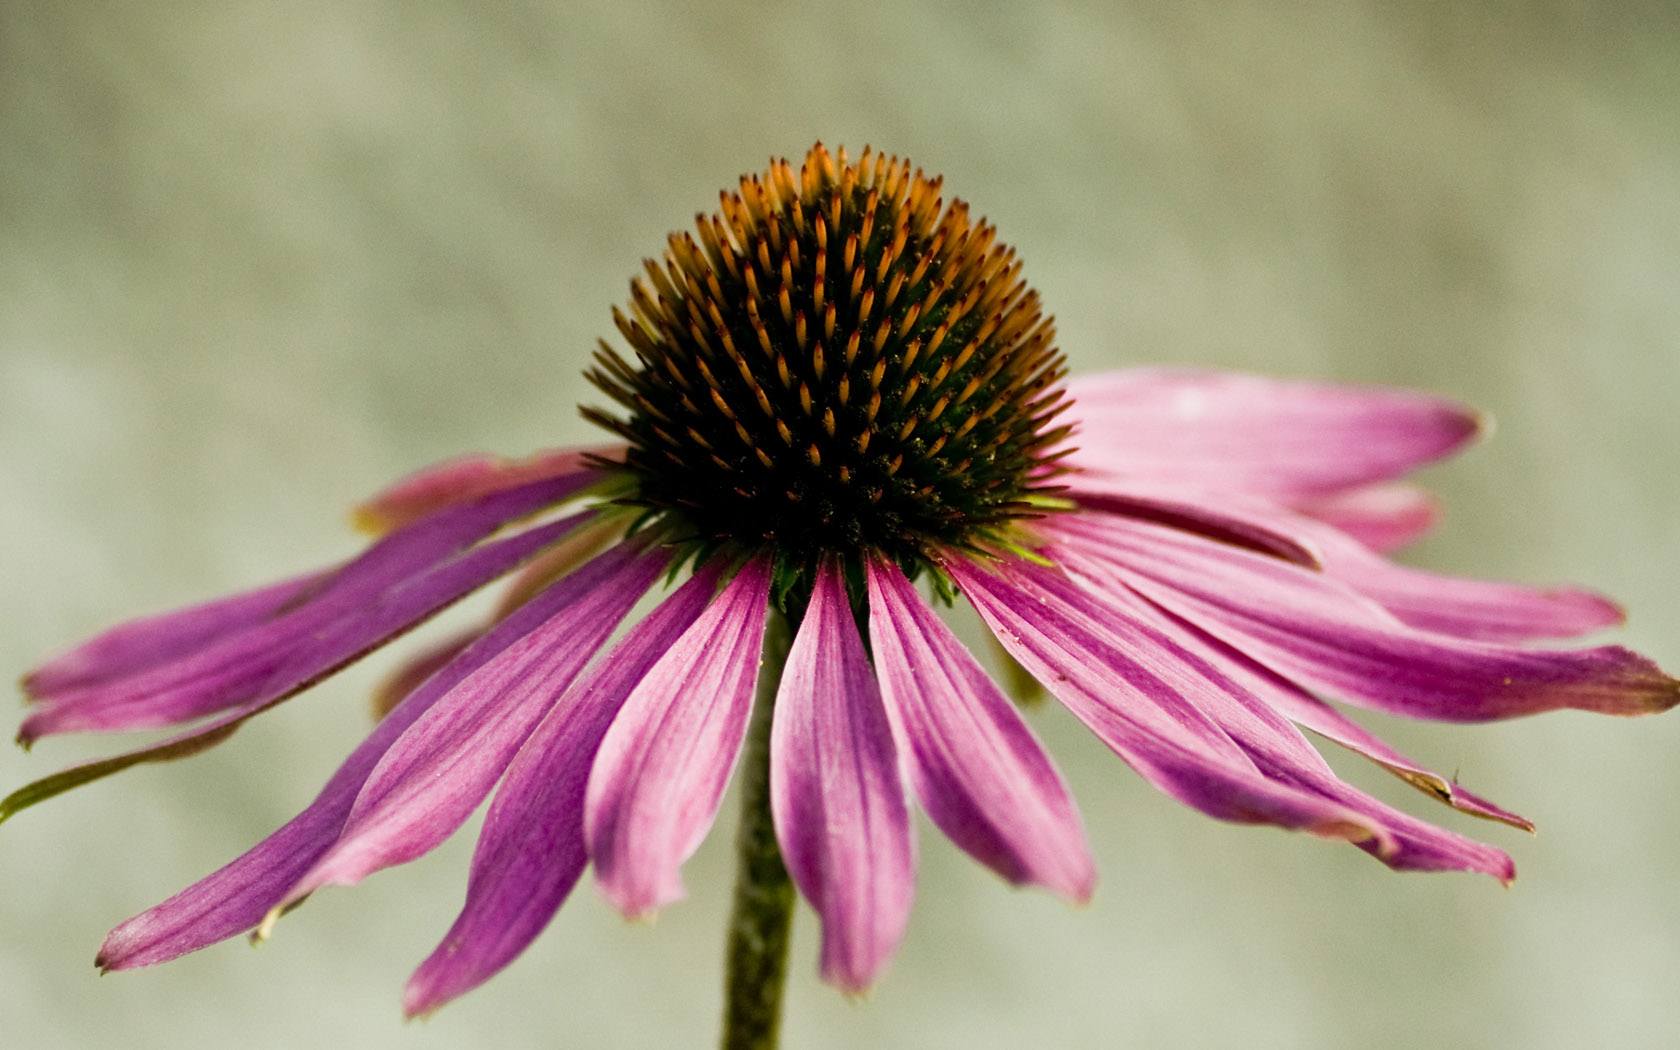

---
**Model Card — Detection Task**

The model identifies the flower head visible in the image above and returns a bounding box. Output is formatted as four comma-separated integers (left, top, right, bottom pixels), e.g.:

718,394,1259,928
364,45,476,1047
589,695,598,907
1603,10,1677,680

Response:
9,144,1676,1016
582,148,1068,588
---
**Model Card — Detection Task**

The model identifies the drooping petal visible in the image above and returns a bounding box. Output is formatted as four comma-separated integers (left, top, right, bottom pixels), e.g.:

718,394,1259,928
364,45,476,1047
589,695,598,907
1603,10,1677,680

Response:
23,570,330,700
865,556,1094,901
271,542,669,914
946,557,1389,850
22,476,595,741
1065,368,1482,497
951,554,1515,878
1053,512,1679,721
1070,475,1624,643
771,559,914,994
585,555,773,917
404,563,724,1017
1303,524,1626,642
354,446,620,534
1286,788,1515,879
1262,684,1532,830
1288,482,1441,554
96,542,637,970
1037,542,1533,831
1,510,588,825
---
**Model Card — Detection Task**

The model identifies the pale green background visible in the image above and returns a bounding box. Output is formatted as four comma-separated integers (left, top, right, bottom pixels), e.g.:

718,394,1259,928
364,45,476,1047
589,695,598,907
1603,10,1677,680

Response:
3,3,1678,1048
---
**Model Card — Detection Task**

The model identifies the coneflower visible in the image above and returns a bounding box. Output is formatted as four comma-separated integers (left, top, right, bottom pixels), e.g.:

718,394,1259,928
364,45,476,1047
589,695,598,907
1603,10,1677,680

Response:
9,144,1675,1050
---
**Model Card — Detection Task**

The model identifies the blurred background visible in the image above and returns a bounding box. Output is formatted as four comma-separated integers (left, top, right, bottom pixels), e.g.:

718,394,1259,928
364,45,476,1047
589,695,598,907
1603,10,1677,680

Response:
3,2,1678,1048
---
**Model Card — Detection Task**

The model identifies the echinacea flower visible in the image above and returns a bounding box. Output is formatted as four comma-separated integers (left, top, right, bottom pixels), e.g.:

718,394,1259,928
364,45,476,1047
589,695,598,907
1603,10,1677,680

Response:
9,144,1676,1024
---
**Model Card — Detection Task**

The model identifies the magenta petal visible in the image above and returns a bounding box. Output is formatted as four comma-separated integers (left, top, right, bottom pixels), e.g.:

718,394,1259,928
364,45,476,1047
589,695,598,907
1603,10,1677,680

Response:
1035,542,1532,833
1065,368,1482,497
1304,524,1627,642
865,556,1094,901
404,563,725,1017
3,510,591,825
947,557,1389,847
274,542,668,910
95,542,633,970
1264,683,1533,830
1054,513,1679,721
1300,790,1515,878
954,554,1517,878
21,476,595,741
585,555,773,917
1289,482,1441,554
23,570,330,700
771,560,914,993
1215,487,1627,642
1073,476,1623,643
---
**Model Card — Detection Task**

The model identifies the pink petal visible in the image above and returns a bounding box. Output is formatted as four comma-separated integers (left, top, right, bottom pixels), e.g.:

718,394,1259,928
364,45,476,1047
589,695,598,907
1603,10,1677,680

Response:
1289,482,1441,553
865,556,1094,901
23,570,330,700
1038,541,1532,831
1263,684,1532,830
1303,522,1626,643
96,545,633,970
1070,476,1627,643
770,559,914,994
354,446,620,534
951,554,1514,877
2,509,588,825
1065,368,1483,497
1053,512,1678,721
22,476,594,741
947,557,1387,844
403,562,725,1017
272,542,668,911
585,555,773,917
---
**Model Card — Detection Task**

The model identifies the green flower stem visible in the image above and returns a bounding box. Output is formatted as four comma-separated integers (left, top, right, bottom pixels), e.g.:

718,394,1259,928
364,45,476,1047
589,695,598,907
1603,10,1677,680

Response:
719,608,796,1050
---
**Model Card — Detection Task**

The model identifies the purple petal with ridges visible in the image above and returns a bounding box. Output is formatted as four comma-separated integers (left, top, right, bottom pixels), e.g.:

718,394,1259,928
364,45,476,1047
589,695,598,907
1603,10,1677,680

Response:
865,556,1094,901
272,542,668,916
1053,513,1679,721
585,555,772,917
956,554,1517,877
404,562,725,1016
1198,482,1625,642
1074,475,1624,643
946,556,1390,848
1304,523,1626,643
1064,368,1482,497
1289,482,1440,554
2,510,589,827
1307,789,1514,878
23,571,330,700
1268,685,1531,830
20,477,593,742
1048,540,1538,836
771,559,914,993
95,537,634,970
